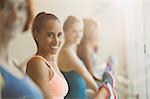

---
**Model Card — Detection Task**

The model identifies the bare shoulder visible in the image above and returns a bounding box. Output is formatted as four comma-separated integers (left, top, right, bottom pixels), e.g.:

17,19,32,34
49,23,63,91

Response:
61,48,83,67
60,48,77,61
59,48,71,56
58,48,75,71
59,48,74,62
27,57,47,70
27,57,45,66
78,44,89,56
26,57,53,98
27,57,53,79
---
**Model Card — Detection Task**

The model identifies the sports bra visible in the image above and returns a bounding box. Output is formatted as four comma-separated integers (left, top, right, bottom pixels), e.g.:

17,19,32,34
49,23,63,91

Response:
32,55,68,99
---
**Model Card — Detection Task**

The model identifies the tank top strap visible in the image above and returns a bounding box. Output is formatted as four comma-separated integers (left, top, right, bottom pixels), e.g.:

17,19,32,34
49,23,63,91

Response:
32,55,55,72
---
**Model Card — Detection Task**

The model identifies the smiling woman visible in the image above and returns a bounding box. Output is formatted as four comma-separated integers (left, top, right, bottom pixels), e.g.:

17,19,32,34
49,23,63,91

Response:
26,12,68,99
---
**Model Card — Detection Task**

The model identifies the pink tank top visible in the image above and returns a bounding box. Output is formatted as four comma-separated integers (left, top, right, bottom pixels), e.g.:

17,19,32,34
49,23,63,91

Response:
33,55,68,99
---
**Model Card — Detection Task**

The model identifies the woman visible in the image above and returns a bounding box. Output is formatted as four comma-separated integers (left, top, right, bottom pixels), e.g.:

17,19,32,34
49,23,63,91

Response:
77,18,104,80
58,15,105,99
77,18,118,99
26,12,68,99
0,0,43,99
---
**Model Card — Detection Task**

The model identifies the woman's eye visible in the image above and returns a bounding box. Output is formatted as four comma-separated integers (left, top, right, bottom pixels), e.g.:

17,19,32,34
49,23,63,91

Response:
48,33,54,38
58,33,63,38
18,3,27,11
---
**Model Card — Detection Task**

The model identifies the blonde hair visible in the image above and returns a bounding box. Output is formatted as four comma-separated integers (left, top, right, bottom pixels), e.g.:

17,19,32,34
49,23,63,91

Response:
79,18,99,52
83,18,98,39
63,15,84,32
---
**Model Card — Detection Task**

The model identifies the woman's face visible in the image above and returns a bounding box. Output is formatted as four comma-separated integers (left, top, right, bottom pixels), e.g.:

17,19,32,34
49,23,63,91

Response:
65,22,83,45
37,20,64,55
0,0,27,38
87,24,99,46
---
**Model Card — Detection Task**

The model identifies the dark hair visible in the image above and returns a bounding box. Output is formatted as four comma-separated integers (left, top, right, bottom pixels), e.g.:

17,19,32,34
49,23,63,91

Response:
0,0,5,9
23,0,34,32
31,12,60,46
32,12,60,34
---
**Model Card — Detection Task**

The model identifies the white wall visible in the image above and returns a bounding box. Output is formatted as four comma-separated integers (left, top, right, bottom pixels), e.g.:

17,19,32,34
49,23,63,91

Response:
123,1,147,99
96,2,126,76
9,31,36,63
144,0,150,98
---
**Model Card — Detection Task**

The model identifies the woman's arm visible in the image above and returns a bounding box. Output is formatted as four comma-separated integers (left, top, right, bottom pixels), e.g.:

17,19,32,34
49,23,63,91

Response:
26,58,53,99
78,45,98,78
94,87,107,99
64,49,98,93
78,45,93,74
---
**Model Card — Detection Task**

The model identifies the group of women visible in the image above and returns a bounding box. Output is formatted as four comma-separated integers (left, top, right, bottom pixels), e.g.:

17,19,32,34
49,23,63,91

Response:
0,0,117,99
